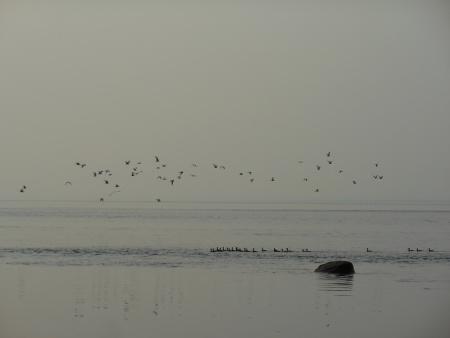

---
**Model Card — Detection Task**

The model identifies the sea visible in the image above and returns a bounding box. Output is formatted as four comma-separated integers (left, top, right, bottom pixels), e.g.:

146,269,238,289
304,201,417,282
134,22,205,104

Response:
0,200,449,338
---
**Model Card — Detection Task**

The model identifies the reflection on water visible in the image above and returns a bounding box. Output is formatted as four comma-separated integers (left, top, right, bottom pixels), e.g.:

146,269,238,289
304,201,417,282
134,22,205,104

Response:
1,264,449,338
317,273,354,295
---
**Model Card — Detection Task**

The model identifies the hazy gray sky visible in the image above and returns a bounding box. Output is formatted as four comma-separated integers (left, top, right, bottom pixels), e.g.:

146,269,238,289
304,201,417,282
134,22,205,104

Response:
1,0,449,202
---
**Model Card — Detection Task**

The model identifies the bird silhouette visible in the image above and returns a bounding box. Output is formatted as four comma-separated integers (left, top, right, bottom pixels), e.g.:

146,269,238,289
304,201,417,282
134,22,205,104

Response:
155,156,160,163
316,165,321,171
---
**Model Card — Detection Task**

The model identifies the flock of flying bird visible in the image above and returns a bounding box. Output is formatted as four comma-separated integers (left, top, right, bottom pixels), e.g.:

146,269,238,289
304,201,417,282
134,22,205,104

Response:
18,151,384,202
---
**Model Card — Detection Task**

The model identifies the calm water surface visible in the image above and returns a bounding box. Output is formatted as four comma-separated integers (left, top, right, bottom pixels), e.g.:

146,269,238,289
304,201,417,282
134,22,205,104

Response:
0,201,449,338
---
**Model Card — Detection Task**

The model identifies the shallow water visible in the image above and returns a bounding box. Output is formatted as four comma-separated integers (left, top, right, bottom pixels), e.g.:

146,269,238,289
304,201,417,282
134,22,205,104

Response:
0,201,449,338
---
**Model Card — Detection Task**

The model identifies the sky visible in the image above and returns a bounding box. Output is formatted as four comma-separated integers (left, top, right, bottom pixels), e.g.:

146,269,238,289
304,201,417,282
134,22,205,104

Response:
0,0,449,203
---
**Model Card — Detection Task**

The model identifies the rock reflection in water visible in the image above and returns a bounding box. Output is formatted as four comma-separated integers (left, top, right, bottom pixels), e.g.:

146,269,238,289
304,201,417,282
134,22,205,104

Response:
317,273,354,296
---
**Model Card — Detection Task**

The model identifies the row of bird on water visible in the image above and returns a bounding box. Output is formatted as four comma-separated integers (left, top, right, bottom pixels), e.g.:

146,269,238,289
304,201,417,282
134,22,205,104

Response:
210,247,437,253
19,152,384,202
408,248,435,252
210,247,295,253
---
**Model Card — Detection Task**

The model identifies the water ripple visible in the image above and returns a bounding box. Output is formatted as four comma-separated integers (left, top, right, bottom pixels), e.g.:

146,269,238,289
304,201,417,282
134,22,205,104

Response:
0,247,449,267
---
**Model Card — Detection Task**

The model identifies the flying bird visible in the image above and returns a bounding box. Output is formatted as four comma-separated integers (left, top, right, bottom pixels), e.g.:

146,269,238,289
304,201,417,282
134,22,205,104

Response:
326,152,331,157
352,180,357,184
64,181,72,186
316,165,321,171
155,156,160,163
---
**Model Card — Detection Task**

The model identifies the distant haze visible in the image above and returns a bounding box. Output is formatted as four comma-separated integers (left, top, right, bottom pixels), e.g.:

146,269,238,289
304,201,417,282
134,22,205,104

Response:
1,0,449,202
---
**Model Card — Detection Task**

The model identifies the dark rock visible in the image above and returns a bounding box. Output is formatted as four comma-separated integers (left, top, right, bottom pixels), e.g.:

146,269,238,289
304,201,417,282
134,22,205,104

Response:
314,261,355,274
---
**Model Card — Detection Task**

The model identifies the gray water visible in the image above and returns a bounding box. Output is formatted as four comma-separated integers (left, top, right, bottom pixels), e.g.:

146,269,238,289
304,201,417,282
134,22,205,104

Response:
0,201,449,338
